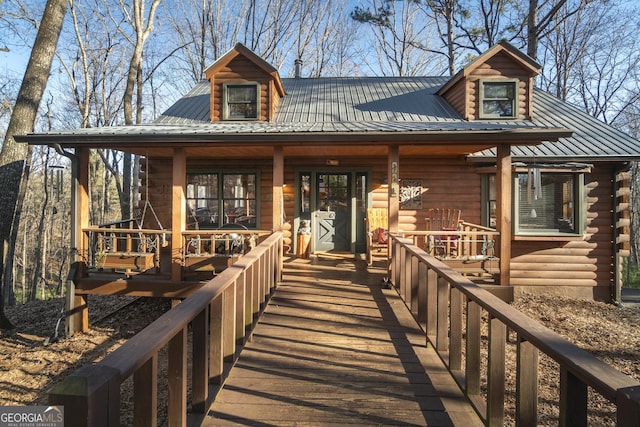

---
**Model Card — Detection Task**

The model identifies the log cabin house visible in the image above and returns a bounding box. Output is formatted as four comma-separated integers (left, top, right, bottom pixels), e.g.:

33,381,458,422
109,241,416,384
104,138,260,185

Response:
18,41,640,332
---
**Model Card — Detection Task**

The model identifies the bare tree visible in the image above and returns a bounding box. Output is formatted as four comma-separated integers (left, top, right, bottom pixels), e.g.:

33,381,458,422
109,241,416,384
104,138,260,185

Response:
0,0,67,328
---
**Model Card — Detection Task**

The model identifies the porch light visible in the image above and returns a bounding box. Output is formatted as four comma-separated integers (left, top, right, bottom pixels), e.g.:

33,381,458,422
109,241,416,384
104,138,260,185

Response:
326,159,339,166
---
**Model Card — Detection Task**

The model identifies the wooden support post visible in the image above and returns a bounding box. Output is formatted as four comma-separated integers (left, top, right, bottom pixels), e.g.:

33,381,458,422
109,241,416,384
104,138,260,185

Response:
273,146,284,231
68,147,90,334
171,149,186,282
496,144,512,286
48,364,120,427
388,145,399,234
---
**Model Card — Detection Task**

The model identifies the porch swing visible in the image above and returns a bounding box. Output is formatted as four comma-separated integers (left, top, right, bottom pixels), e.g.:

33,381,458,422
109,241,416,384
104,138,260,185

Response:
95,156,166,273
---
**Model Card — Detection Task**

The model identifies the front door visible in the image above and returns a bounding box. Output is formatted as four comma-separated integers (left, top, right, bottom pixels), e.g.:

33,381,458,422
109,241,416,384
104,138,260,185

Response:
315,173,351,252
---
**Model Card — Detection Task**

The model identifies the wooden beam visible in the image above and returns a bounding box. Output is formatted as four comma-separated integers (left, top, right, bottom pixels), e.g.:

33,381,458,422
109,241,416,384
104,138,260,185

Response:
273,146,284,231
388,145,399,233
70,147,90,334
172,149,186,282
496,144,511,286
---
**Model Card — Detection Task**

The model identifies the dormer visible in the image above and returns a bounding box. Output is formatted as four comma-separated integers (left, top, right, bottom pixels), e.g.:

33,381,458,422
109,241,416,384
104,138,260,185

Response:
204,43,285,122
437,41,541,121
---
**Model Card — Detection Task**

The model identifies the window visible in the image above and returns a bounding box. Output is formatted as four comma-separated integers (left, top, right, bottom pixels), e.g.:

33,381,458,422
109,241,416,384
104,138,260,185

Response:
223,83,259,120
515,172,580,234
187,172,257,229
482,171,585,235
479,79,518,119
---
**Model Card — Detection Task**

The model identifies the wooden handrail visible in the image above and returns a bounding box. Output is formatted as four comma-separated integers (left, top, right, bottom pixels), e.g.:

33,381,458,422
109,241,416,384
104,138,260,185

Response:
49,232,283,426
388,233,640,426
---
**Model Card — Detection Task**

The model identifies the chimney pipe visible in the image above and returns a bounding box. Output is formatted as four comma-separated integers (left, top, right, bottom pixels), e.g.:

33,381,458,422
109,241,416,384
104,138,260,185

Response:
294,58,302,79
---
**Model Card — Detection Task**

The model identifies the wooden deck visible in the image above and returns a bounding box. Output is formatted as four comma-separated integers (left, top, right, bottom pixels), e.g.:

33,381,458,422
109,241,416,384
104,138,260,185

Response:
204,254,483,426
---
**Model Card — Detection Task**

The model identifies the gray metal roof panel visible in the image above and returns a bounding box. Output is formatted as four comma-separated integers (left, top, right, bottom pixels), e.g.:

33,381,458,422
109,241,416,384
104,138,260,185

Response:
469,90,640,160
25,76,640,160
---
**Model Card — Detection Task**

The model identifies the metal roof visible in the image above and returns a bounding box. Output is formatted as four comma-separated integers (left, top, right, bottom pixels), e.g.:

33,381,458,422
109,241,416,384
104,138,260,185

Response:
17,76,640,160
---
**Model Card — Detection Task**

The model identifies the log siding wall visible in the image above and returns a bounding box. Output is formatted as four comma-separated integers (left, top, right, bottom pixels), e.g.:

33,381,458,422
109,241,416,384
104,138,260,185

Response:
140,155,621,300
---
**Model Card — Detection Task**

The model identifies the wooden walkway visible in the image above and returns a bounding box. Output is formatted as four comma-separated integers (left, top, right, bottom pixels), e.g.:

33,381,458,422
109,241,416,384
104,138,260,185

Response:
204,254,483,426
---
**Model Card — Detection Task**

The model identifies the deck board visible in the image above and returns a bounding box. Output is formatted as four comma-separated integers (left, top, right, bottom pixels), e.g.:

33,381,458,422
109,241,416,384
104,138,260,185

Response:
203,255,482,426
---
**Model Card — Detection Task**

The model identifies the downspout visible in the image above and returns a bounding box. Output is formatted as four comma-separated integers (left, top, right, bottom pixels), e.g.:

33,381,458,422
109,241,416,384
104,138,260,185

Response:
53,143,79,337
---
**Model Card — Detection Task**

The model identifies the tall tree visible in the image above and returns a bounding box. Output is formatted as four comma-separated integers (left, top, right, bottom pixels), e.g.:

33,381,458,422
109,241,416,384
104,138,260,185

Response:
0,0,68,328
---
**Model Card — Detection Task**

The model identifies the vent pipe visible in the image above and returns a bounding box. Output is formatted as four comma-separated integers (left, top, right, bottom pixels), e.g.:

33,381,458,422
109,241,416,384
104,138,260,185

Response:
294,58,302,78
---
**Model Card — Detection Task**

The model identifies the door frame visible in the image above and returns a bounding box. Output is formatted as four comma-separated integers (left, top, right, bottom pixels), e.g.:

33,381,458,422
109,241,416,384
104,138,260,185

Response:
294,169,370,255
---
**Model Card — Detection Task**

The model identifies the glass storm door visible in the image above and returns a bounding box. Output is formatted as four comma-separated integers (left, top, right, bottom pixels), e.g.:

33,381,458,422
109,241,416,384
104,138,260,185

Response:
315,173,351,252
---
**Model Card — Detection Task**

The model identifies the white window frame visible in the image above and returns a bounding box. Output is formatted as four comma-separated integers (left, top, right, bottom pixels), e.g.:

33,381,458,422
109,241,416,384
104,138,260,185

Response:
222,82,260,120
479,79,519,119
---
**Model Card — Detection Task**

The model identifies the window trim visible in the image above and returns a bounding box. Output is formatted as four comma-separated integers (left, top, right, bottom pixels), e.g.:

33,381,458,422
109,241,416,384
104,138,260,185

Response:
481,171,586,237
478,78,519,119
513,171,586,237
222,82,260,121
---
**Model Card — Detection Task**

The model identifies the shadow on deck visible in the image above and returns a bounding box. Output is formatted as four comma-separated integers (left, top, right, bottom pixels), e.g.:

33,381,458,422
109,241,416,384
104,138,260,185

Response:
203,254,482,426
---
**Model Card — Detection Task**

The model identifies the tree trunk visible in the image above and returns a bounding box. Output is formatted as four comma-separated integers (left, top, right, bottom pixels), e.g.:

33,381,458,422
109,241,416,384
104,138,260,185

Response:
527,0,538,59
0,0,68,329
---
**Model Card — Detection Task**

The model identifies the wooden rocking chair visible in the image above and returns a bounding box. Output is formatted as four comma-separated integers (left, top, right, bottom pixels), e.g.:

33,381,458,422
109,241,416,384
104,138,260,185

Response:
426,208,461,258
366,208,388,265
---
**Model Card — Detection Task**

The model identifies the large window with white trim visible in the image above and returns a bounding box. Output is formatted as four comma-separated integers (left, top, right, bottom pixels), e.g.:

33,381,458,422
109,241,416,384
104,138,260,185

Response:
482,169,585,235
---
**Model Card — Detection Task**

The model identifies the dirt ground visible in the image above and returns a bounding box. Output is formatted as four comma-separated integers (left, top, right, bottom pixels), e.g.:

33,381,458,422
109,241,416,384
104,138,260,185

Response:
0,292,638,424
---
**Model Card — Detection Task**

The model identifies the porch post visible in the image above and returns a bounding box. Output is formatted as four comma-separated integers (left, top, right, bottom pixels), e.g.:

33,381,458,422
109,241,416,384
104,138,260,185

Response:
68,147,90,334
496,144,512,286
388,145,400,233
171,148,186,282
273,146,284,231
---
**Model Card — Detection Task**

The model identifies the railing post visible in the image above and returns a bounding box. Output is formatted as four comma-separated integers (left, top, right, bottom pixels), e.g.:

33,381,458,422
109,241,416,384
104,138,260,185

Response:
192,308,209,414
417,262,427,327
48,364,120,427
617,386,640,426
410,256,419,315
134,355,158,426
236,271,247,345
210,296,224,384
436,276,449,352
223,285,236,362
465,301,481,397
449,287,463,371
168,327,187,427
559,368,587,427
516,336,538,426
487,316,506,426
426,268,437,341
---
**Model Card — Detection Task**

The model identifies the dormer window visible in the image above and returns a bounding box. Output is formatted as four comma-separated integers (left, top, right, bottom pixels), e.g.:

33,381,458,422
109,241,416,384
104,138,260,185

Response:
223,82,260,120
479,79,518,119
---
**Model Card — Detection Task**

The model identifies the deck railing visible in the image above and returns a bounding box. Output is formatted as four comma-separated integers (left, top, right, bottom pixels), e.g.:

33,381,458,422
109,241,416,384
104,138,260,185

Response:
389,234,640,426
83,226,171,273
49,232,283,426
405,221,500,259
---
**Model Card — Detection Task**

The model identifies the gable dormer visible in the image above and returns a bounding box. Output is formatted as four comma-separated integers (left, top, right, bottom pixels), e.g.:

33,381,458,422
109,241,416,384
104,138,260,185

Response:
204,43,285,122
437,41,541,121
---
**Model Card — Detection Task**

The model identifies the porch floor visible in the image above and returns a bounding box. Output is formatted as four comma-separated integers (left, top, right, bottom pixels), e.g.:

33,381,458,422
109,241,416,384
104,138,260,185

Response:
203,254,482,426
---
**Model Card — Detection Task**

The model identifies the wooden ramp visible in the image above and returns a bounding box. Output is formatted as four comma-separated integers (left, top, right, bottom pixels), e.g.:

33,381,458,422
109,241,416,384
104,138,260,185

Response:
204,255,482,426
